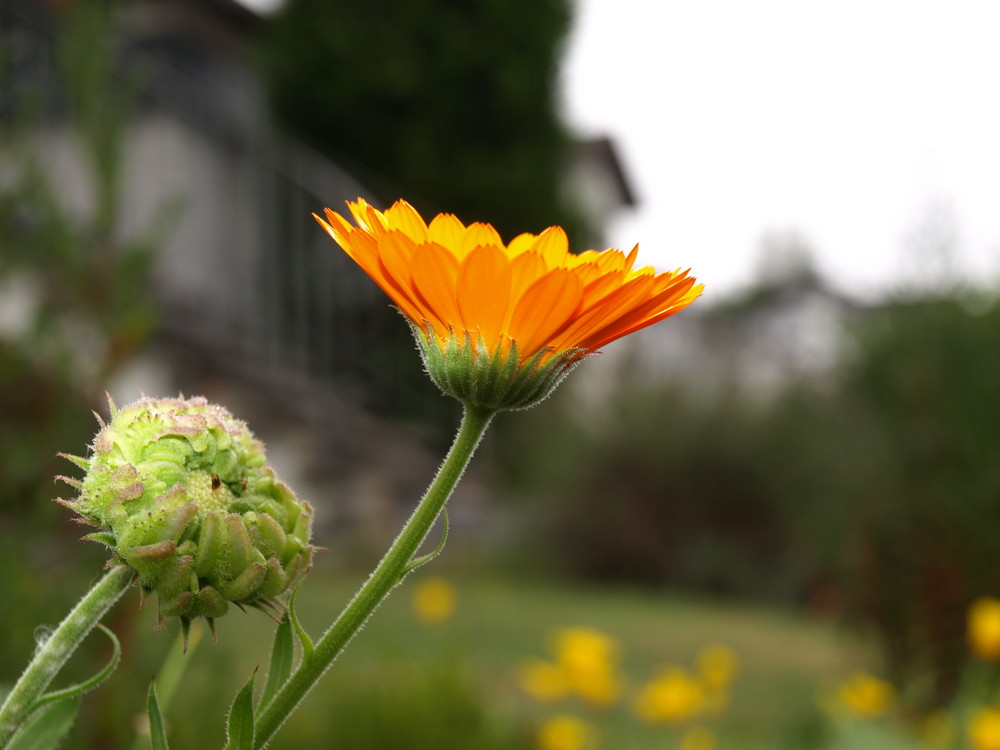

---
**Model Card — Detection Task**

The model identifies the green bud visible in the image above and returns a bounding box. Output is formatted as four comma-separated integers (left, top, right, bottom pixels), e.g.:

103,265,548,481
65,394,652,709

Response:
58,396,315,627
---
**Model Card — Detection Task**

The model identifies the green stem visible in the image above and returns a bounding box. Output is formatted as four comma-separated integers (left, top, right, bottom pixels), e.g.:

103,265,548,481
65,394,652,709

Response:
244,403,495,750
0,565,132,747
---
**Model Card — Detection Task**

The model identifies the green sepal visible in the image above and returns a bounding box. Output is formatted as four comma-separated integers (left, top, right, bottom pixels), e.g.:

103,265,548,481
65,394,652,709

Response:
218,561,267,602
246,513,287,560
152,554,195,602
412,322,586,411
193,513,225,578
258,557,289,600
145,501,198,545
129,540,177,563
193,586,229,619
159,591,194,618
82,532,117,548
58,452,90,471
221,515,255,574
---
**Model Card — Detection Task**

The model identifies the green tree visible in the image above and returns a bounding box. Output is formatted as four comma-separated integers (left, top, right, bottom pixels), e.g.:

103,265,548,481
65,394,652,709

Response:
259,0,590,245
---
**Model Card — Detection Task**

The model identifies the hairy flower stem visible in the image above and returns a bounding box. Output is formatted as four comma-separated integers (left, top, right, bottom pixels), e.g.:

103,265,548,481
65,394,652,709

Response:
243,404,495,750
0,565,132,747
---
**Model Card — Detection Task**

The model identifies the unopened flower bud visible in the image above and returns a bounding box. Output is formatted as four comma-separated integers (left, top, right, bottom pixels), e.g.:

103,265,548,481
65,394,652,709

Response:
58,396,314,626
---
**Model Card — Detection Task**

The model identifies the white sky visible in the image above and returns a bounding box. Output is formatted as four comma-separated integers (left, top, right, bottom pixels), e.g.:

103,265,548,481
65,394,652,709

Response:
560,0,1000,301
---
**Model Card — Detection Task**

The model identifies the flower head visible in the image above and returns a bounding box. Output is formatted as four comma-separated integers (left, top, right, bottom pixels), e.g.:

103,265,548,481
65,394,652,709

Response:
411,577,457,626
58,396,314,628
969,596,1000,661
970,708,1000,750
633,667,705,725
536,714,597,750
315,198,701,410
836,672,895,719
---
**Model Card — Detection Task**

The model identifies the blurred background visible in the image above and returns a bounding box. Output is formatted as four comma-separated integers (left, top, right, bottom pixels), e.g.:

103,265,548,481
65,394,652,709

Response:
2,0,1000,747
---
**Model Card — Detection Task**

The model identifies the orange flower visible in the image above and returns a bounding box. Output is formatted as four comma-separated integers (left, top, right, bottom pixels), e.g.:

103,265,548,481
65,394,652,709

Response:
315,198,701,410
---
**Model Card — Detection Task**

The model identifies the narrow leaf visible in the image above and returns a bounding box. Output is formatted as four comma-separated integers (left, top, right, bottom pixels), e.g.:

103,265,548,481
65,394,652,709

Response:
226,669,256,750
7,696,79,750
288,585,313,661
147,680,169,750
400,508,450,578
31,624,120,711
259,616,293,711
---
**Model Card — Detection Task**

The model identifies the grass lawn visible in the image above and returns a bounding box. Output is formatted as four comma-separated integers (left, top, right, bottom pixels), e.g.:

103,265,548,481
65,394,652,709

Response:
144,558,871,749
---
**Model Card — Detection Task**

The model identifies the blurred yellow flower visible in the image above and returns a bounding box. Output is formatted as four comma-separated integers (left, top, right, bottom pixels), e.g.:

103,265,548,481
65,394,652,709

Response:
518,658,569,703
552,627,624,707
969,707,1000,750
679,726,717,750
634,667,705,725
837,672,895,719
411,577,456,626
536,714,597,750
696,645,739,688
969,597,1000,661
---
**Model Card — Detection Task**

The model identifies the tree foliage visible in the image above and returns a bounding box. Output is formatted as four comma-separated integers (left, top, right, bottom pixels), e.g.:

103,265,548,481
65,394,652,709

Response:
259,0,589,244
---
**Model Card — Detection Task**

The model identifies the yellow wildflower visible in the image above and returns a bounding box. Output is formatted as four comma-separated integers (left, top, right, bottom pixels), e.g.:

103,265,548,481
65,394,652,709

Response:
411,577,456,626
634,667,705,725
837,672,895,719
552,627,623,707
969,707,1000,750
969,597,1000,661
536,714,597,750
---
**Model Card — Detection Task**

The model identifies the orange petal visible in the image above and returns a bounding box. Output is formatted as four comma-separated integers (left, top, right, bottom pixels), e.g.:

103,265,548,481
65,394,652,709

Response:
456,245,512,344
411,242,462,333
580,269,628,308
384,200,428,242
459,222,504,260
548,273,658,353
507,232,539,257
509,251,549,302
317,209,355,251
348,199,387,235
579,275,701,351
508,268,584,358
428,213,466,250
375,231,433,324
532,226,569,266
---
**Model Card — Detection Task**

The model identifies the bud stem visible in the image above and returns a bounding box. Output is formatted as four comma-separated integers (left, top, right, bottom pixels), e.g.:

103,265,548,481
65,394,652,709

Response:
243,403,495,749
0,565,132,747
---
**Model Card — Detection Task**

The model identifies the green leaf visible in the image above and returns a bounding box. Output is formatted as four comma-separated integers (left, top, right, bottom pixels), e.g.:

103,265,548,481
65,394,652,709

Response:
259,616,293,711
31,624,120,711
225,670,256,750
7,696,79,750
400,508,450,578
146,680,169,750
288,585,314,662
